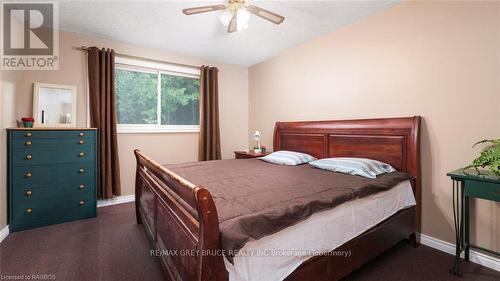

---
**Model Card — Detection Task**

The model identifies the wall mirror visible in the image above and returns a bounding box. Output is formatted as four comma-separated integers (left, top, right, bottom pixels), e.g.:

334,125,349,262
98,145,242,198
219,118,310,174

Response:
33,83,77,127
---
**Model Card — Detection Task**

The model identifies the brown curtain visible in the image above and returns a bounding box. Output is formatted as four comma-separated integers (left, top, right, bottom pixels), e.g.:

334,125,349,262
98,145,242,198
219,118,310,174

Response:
198,66,221,161
87,47,121,199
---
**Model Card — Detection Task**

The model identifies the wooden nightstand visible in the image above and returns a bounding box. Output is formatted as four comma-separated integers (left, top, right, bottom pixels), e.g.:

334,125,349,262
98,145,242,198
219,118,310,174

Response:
234,150,270,159
447,168,500,277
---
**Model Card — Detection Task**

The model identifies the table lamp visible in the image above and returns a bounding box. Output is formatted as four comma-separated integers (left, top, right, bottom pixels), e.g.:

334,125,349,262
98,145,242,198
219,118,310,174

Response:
253,131,261,153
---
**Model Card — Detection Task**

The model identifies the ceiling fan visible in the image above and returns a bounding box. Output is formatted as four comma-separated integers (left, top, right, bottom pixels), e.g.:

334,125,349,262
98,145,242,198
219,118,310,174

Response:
182,0,285,33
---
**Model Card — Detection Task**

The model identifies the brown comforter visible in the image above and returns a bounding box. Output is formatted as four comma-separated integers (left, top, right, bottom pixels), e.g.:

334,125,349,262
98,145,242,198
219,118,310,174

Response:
165,159,411,262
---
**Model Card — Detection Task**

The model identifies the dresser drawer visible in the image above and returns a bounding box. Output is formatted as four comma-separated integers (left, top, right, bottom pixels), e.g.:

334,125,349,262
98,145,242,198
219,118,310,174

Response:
13,190,95,211
465,180,500,202
13,199,96,222
12,136,94,150
12,130,96,140
12,162,95,187
11,203,96,232
12,179,95,204
12,143,95,166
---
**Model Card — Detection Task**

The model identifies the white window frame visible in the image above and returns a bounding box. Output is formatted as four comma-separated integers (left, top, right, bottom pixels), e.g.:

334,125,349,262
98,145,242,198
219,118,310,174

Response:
115,56,200,134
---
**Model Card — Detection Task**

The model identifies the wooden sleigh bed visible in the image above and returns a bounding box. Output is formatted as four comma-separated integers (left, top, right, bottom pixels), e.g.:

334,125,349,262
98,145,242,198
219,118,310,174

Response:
134,116,421,281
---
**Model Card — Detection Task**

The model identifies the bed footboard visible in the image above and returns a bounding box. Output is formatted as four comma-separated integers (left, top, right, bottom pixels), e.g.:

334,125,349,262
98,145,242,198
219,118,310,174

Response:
134,150,228,281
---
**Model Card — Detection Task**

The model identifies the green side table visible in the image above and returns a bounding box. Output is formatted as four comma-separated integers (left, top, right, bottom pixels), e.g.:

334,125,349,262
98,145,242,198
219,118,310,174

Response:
447,168,500,277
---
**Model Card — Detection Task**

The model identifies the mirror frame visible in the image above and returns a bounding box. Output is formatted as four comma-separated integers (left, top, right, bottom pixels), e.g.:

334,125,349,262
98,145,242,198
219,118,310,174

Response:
33,82,77,128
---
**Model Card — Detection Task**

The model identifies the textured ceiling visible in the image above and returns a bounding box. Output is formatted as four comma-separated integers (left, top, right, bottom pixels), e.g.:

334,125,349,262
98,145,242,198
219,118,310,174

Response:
58,1,397,66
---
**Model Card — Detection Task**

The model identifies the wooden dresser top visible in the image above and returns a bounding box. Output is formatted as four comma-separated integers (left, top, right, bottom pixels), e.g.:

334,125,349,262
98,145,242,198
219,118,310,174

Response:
7,127,97,131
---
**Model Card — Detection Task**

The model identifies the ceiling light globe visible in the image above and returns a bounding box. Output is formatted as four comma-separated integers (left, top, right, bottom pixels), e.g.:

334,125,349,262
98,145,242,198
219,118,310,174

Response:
219,9,233,27
236,8,250,31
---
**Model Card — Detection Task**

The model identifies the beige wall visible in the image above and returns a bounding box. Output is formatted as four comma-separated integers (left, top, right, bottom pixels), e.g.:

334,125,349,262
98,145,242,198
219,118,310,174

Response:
0,70,20,228
2,31,249,229
249,1,500,250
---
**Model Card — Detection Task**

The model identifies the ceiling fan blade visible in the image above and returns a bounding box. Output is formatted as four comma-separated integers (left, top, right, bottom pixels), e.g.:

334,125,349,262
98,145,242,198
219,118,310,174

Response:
182,5,226,15
227,14,237,33
247,5,285,25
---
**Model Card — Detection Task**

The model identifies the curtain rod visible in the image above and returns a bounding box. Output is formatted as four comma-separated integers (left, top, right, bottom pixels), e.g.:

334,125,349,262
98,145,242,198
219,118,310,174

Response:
75,46,200,69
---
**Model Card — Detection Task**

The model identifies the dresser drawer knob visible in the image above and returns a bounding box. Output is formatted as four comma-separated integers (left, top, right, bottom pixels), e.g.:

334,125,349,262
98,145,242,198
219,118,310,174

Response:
79,200,85,206
26,133,32,137
26,208,32,214
25,172,32,178
26,190,32,196
79,168,85,174
79,184,85,189
25,141,32,146
26,155,32,160
79,152,85,157
79,132,85,137
78,140,85,145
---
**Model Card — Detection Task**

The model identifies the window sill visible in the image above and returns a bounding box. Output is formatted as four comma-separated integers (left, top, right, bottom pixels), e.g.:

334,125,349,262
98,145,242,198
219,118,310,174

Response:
117,125,200,134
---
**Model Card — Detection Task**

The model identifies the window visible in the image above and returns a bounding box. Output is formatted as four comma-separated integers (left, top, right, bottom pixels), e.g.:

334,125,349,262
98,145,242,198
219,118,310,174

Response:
116,68,158,125
115,56,200,133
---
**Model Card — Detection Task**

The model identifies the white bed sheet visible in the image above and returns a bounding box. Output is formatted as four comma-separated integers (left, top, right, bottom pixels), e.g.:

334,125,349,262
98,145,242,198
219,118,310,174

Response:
224,180,416,281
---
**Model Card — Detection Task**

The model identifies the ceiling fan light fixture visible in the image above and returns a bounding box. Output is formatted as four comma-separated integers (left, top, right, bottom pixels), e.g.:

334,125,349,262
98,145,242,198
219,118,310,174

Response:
236,8,250,31
182,1,284,33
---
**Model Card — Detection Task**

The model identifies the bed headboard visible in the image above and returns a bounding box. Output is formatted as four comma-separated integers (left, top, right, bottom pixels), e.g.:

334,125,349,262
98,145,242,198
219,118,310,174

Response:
273,116,421,178
274,116,422,236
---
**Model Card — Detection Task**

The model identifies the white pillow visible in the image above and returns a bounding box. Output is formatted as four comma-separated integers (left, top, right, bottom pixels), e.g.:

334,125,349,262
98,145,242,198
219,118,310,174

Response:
260,150,316,166
309,157,396,178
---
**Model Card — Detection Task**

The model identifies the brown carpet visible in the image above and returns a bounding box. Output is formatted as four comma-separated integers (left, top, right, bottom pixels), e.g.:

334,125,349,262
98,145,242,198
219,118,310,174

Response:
0,202,498,281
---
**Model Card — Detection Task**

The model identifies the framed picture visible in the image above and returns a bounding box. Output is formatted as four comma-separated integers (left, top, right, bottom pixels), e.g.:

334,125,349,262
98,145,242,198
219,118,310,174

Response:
33,82,77,127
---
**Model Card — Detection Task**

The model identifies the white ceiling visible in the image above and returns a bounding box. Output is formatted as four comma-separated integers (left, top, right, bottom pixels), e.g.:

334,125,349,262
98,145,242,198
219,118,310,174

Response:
57,1,397,66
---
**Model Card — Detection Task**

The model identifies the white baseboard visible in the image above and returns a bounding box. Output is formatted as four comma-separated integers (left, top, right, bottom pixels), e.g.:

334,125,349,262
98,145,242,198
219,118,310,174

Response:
97,195,135,208
0,225,9,243
420,233,500,272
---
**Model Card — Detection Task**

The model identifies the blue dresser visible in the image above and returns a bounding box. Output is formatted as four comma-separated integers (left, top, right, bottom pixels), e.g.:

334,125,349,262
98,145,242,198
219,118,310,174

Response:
7,128,98,232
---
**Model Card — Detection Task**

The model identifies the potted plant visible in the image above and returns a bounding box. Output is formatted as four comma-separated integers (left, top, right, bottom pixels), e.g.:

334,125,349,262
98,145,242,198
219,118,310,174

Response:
21,117,34,128
466,139,500,175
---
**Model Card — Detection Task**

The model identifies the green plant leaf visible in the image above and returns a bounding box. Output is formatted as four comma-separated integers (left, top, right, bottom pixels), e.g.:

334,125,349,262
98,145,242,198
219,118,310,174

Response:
469,138,500,175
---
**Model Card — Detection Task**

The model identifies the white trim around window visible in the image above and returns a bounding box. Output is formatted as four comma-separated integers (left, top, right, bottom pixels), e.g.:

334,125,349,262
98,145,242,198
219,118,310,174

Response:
117,124,200,134
115,56,199,77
